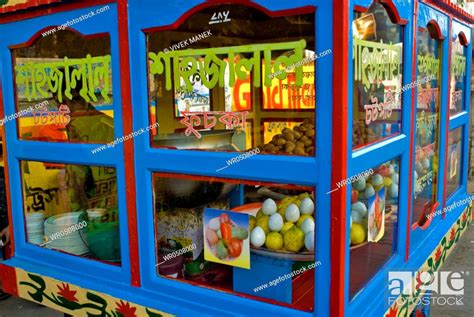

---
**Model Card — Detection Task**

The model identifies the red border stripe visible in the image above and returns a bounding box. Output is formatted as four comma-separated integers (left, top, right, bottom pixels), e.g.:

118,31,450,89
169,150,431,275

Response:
330,0,348,315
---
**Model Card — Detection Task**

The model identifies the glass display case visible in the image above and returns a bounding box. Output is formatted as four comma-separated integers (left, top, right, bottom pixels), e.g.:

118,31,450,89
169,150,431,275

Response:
0,1,471,317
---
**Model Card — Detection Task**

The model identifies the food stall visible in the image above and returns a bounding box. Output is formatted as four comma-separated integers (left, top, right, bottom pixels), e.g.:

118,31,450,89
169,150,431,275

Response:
0,0,472,316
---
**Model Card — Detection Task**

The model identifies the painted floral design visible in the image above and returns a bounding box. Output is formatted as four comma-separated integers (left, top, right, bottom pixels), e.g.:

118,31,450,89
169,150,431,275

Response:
115,300,138,317
385,205,471,317
57,283,78,302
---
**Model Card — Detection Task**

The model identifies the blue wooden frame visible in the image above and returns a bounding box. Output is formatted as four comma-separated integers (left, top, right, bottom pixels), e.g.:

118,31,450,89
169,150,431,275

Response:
347,1,472,316
408,1,449,257
348,1,415,316
127,0,332,316
445,18,472,221
0,3,132,285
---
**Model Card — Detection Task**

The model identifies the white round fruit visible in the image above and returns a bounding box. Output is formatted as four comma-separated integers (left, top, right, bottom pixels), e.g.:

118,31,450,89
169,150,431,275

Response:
351,210,363,224
364,184,375,198
351,201,367,217
262,198,277,215
421,157,430,170
300,197,314,215
304,231,314,252
250,227,266,247
285,204,300,223
392,173,399,185
389,183,399,198
389,165,395,175
268,213,284,232
371,174,383,187
301,218,315,234
353,178,366,191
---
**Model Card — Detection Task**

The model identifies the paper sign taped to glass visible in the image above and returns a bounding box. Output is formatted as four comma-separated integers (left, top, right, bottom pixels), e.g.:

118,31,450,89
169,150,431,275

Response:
203,208,250,269
367,187,385,242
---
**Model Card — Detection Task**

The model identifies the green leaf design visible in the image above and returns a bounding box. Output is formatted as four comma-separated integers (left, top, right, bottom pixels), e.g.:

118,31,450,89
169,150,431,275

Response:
146,308,164,317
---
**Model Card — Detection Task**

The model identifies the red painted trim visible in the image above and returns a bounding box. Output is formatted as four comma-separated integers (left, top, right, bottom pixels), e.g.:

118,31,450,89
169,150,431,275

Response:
0,264,18,296
405,0,420,261
354,5,368,13
330,0,348,316
379,0,409,25
457,31,468,46
426,19,445,40
117,0,141,287
143,1,315,33
442,17,454,216
0,0,114,24
424,0,474,24
0,65,15,257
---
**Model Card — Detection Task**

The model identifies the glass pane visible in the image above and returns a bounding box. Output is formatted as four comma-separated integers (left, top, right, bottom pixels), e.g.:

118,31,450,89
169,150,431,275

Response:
349,159,400,299
450,35,467,116
153,173,316,312
12,30,114,143
446,128,462,197
147,4,316,156
352,3,403,149
21,161,120,265
412,26,442,228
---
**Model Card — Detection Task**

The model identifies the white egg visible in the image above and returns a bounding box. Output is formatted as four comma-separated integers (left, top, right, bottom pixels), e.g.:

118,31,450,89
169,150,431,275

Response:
301,218,315,234
365,184,375,198
353,178,366,191
262,198,277,215
351,201,367,217
351,210,363,224
268,213,284,232
389,165,395,175
250,226,266,247
300,198,314,215
389,183,399,198
208,218,220,231
285,204,300,223
371,174,383,187
304,231,314,252
392,173,399,185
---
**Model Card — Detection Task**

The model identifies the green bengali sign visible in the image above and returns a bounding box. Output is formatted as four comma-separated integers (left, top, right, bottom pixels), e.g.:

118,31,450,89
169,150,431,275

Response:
148,40,307,93
15,54,111,103
452,54,466,78
353,37,402,91
418,53,440,79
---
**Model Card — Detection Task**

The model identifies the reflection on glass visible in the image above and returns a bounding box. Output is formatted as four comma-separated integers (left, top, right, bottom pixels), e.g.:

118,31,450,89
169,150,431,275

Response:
12,30,114,143
450,35,467,116
446,128,462,197
21,161,120,265
153,173,316,311
147,5,315,155
352,3,403,149
349,159,399,299
412,26,441,228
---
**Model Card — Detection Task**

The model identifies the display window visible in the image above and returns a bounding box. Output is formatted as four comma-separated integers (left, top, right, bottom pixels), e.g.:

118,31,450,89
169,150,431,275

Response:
349,159,400,299
446,128,462,198
21,160,120,265
146,4,316,156
449,33,467,116
11,30,114,144
411,24,442,229
153,173,316,312
352,3,403,149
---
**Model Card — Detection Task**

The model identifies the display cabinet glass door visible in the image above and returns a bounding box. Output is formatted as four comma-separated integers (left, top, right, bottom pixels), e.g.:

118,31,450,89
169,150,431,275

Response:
412,26,442,228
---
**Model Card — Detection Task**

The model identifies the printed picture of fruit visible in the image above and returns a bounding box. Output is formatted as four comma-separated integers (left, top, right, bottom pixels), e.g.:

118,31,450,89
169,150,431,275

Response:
367,187,386,242
204,209,250,269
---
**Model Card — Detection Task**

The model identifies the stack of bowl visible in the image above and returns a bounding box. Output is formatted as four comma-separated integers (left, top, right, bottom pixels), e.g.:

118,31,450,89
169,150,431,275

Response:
86,208,107,222
25,212,44,245
44,212,88,256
